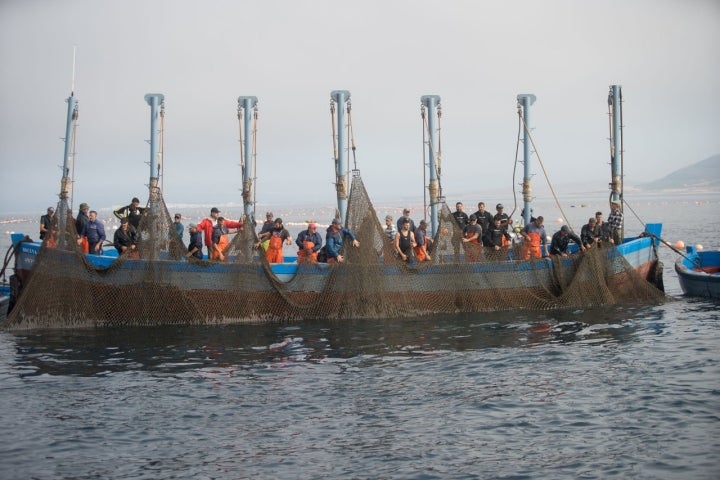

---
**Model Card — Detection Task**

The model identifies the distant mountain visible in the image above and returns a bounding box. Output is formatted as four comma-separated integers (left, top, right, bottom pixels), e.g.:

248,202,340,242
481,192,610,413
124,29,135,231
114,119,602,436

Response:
639,154,720,191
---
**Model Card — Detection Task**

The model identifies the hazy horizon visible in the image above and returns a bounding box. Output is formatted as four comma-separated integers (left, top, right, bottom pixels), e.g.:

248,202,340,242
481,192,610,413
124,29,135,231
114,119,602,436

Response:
2,0,719,215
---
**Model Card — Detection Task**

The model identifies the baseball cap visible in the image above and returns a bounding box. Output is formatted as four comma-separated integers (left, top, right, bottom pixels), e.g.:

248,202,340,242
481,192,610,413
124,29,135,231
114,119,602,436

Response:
561,225,570,233
496,203,504,209
211,207,220,214
331,218,342,225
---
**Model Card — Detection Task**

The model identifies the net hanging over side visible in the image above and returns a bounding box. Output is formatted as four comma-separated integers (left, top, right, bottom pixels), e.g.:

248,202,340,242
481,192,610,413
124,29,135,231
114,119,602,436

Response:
5,174,664,330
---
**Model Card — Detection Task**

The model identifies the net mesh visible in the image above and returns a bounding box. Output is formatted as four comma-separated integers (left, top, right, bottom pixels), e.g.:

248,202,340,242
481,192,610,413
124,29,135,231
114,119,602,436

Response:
5,174,665,329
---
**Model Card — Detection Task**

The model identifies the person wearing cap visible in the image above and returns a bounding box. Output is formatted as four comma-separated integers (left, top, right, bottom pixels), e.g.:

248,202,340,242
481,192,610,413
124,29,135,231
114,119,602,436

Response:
172,213,184,240
462,214,483,262
186,223,203,260
383,215,397,242
113,197,146,229
520,216,547,260
256,217,292,263
75,202,91,253
113,217,139,257
295,222,323,263
607,200,623,245
581,217,600,249
413,219,432,262
79,210,106,255
39,206,55,241
472,202,494,233
493,203,512,237
325,218,360,263
396,208,416,233
195,207,243,257
549,225,585,256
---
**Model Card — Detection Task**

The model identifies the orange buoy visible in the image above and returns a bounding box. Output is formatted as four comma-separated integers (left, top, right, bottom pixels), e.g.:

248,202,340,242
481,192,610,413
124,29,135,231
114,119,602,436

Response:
675,240,685,249
696,244,704,251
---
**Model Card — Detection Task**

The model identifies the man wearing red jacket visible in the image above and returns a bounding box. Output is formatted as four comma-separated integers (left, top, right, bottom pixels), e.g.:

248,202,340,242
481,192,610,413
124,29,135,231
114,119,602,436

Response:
195,207,243,258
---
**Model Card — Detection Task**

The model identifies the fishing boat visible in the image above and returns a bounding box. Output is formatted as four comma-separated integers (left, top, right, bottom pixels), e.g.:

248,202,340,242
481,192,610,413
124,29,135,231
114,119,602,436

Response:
674,246,720,298
1,86,665,329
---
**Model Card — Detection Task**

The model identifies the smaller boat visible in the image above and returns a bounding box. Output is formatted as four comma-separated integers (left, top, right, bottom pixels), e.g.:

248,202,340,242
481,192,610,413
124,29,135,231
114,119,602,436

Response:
674,246,720,299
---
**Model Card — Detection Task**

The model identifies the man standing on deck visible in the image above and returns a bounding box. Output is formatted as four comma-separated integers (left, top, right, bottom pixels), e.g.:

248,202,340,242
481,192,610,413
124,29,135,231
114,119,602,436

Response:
113,197,146,230
75,203,91,253
520,216,547,260
39,207,55,242
472,202,494,234
325,218,360,263
186,223,203,259
195,207,243,258
607,200,623,245
79,210,106,255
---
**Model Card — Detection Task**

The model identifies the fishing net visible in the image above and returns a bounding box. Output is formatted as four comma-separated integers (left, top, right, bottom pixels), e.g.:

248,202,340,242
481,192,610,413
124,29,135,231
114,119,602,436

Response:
4,173,665,329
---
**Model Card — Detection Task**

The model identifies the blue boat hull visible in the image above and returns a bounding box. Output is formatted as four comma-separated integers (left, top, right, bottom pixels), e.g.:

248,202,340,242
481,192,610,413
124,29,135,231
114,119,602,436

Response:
3,223,664,328
674,247,720,299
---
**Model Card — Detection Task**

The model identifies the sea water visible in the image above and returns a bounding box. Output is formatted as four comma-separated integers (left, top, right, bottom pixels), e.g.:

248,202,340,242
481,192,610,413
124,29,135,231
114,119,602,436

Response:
0,193,718,479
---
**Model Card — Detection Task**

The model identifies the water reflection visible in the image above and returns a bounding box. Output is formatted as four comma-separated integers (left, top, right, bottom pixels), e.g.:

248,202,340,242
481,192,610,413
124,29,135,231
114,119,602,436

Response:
1,301,697,378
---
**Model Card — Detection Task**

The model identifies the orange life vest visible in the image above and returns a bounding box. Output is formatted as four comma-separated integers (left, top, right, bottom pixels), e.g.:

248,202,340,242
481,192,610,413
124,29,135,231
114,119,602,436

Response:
266,235,284,263
297,240,317,263
521,232,542,260
211,234,230,261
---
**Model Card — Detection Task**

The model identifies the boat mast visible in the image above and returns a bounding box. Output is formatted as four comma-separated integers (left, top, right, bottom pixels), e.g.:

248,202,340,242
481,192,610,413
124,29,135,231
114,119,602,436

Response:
331,90,350,224
238,96,258,222
608,85,622,204
421,95,441,235
144,93,165,195
55,48,79,249
517,93,536,226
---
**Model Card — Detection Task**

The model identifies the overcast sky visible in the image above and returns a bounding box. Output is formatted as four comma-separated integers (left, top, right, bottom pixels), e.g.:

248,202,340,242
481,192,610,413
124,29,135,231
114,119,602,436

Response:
1,0,718,215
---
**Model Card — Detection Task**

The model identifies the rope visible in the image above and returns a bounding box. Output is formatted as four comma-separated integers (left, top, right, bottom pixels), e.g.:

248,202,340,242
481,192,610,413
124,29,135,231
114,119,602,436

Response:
517,110,576,233
330,101,338,177
623,198,700,267
511,106,522,223
69,104,79,212
347,103,358,170
159,102,165,192
252,108,258,216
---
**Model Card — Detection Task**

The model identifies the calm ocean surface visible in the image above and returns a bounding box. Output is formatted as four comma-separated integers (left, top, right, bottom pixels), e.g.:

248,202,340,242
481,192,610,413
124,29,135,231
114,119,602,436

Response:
1,192,719,479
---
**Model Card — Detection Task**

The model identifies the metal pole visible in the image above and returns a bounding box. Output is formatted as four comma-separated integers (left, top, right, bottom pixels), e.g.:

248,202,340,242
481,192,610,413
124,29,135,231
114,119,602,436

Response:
144,93,165,185
609,85,622,204
421,95,441,235
517,93,536,226
330,90,351,224
238,96,258,220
